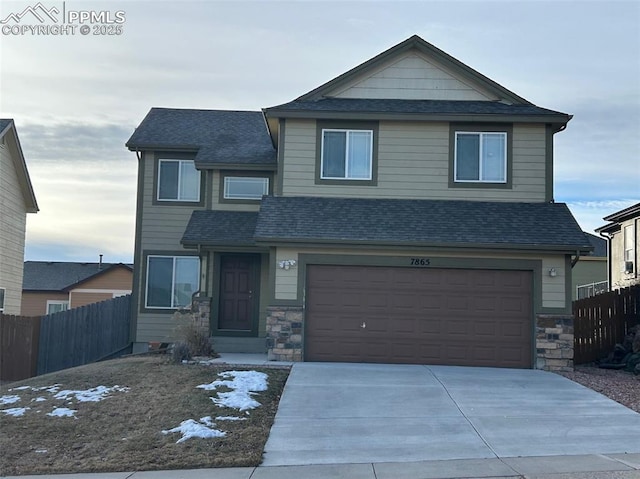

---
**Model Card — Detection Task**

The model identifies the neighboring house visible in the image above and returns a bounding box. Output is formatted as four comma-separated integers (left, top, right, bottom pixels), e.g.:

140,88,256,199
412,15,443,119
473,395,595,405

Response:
572,232,608,300
0,119,38,315
596,202,640,291
21,261,133,316
126,35,592,369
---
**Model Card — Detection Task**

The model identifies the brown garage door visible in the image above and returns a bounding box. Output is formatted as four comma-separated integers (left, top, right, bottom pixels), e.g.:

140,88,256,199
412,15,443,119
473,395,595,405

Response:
305,265,533,368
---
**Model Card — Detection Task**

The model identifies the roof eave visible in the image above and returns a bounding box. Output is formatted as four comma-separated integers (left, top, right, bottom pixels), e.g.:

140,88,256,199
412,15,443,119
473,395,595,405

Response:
263,109,570,124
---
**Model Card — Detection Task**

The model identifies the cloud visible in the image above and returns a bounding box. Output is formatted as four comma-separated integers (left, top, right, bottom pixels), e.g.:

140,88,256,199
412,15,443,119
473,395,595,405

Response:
565,199,640,235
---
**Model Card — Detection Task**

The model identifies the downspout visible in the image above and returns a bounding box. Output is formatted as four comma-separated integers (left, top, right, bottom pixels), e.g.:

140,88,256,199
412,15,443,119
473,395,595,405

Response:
599,231,612,291
570,250,581,268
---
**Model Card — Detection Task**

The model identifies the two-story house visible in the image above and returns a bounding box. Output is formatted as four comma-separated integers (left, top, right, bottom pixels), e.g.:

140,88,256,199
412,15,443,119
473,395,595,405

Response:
127,35,591,370
596,202,639,291
0,119,38,315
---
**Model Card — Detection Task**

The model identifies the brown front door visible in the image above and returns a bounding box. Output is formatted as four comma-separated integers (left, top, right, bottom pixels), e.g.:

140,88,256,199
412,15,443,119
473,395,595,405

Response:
218,254,259,333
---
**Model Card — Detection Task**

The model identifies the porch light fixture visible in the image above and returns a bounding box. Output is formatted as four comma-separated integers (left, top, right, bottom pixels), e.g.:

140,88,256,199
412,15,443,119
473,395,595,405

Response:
278,260,297,270
548,268,557,277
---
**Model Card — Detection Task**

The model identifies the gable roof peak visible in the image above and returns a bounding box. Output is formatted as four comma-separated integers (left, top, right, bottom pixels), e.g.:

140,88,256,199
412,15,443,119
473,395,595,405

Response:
295,34,532,106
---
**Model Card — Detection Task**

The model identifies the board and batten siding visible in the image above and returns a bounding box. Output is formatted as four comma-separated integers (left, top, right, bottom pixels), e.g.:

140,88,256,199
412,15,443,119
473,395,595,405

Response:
330,52,496,101
273,247,568,310
281,120,548,202
0,143,28,315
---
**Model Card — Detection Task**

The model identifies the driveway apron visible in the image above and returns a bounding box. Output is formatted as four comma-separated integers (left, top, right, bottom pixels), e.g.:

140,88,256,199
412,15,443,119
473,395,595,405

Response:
262,363,640,466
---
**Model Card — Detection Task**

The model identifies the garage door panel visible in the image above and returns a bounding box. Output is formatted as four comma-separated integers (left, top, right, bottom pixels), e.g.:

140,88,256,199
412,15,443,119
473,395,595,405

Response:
305,265,532,368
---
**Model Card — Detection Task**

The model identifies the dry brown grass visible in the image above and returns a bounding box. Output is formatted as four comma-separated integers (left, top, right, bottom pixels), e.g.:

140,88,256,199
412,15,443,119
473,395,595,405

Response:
0,356,289,475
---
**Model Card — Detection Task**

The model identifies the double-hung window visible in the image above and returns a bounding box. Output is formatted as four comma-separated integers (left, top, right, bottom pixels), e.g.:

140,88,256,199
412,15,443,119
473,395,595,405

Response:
157,159,200,202
454,131,507,183
146,255,200,309
624,224,635,273
321,129,373,180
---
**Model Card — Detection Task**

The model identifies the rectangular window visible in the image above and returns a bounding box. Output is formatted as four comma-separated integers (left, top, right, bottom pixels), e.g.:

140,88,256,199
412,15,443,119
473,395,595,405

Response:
46,301,69,314
624,224,635,262
455,132,507,183
157,159,200,201
321,129,373,180
146,255,200,309
223,177,269,200
0,288,4,312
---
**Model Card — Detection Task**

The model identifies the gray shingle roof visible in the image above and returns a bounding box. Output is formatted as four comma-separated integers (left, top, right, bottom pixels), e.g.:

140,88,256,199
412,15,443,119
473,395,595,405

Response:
0,119,13,134
126,108,276,168
265,98,569,119
23,262,133,291
182,210,259,247
583,232,607,257
254,197,592,251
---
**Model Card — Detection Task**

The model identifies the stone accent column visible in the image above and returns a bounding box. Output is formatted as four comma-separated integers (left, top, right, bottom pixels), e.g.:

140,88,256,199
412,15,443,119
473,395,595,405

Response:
266,306,303,361
536,314,574,371
190,296,212,338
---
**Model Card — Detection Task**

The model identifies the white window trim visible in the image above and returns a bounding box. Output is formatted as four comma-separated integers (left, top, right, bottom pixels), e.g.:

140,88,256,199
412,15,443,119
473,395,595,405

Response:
624,224,635,262
0,287,5,312
157,159,201,202
320,128,373,180
454,131,507,183
46,300,69,314
145,255,200,309
223,176,269,200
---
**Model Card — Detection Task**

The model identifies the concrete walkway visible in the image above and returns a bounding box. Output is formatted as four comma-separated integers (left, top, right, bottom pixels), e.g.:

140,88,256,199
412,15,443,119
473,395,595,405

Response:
263,362,640,466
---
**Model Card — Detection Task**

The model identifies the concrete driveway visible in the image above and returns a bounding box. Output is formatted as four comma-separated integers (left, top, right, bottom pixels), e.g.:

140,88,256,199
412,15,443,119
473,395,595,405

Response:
262,362,640,466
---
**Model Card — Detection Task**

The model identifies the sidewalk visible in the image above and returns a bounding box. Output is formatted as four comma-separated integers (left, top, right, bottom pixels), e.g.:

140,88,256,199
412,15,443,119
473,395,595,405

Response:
2,453,640,479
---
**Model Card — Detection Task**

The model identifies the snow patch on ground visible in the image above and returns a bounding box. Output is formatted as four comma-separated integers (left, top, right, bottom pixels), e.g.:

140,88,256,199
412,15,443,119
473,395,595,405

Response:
197,370,268,411
32,397,47,402
162,417,226,443
47,407,77,417
54,385,129,403
2,407,30,416
215,416,247,421
0,395,21,405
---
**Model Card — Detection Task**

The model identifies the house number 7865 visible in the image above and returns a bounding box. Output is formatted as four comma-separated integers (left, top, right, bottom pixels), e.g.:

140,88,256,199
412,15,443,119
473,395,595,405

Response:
410,258,430,266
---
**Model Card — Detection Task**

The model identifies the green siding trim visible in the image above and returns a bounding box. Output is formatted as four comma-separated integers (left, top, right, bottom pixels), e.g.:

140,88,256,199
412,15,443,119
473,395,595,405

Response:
131,152,146,341
447,123,513,190
545,125,554,202
314,120,379,186
276,120,285,196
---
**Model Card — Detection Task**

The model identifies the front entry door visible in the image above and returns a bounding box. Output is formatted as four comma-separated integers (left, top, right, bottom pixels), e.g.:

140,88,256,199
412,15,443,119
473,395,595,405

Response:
218,254,259,333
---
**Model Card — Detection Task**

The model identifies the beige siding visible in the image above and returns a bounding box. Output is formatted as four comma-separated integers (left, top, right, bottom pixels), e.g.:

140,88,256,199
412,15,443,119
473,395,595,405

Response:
331,52,496,101
281,120,547,202
70,292,114,309
274,246,567,310
609,217,639,289
76,267,132,290
0,143,28,315
21,292,69,316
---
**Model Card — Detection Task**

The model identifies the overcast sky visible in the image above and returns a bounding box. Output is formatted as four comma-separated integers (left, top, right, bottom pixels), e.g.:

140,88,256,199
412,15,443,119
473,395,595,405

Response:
1,0,638,263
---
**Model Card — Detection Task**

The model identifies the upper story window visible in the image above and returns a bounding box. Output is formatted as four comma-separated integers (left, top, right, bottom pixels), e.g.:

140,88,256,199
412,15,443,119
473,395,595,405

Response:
624,224,635,273
145,255,200,309
321,129,373,180
455,131,507,183
157,159,200,202
0,288,4,312
449,124,512,189
224,177,269,200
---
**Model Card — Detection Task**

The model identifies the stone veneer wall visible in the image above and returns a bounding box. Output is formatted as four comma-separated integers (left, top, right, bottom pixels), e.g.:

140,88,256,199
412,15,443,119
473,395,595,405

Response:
536,314,574,371
266,306,304,361
190,296,212,338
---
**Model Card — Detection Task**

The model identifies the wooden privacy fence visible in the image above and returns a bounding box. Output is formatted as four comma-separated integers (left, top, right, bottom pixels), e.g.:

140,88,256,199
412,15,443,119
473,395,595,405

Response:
573,285,640,364
0,294,131,382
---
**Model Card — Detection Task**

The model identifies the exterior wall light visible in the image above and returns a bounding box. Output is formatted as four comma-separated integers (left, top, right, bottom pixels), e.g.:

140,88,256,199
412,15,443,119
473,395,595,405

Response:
278,260,297,270
548,268,557,277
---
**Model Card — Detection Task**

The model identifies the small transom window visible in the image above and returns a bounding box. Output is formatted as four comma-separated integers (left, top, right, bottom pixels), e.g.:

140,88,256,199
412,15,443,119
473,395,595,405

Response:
223,177,269,200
